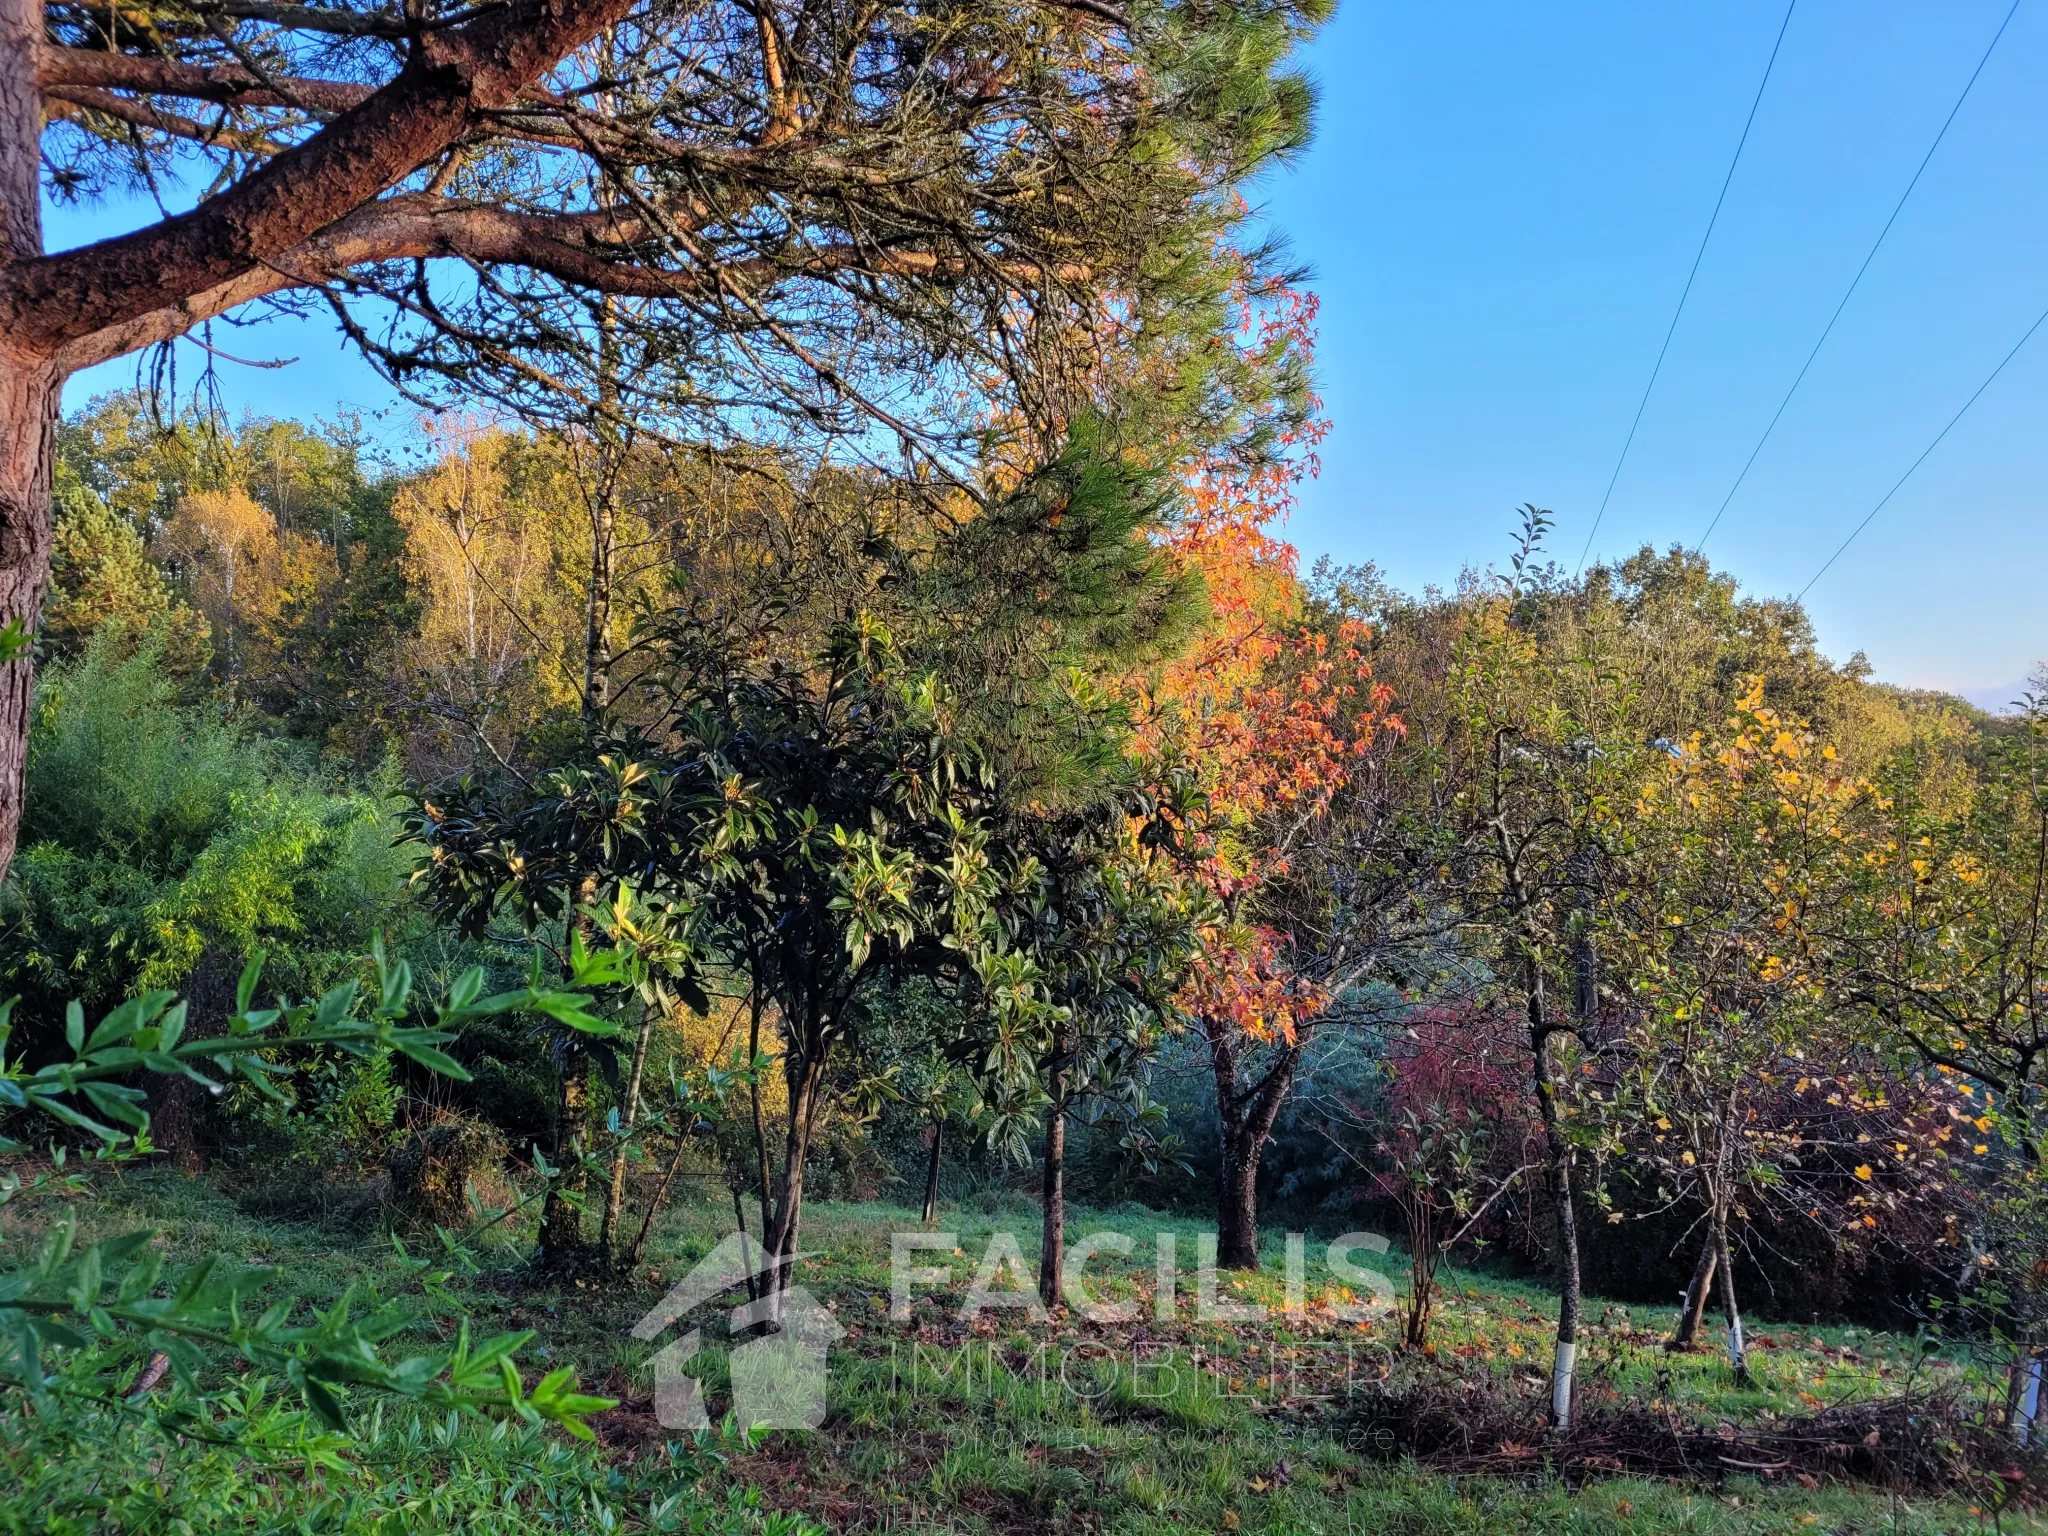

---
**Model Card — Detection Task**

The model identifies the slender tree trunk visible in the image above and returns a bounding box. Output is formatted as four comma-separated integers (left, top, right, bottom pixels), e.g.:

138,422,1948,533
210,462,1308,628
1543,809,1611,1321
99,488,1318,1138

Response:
580,300,620,726
746,980,774,1242
599,996,657,1270
1403,1200,1438,1350
580,496,615,723
763,1040,830,1313
921,1120,944,1225
1713,1206,1748,1383
1525,957,1581,1433
539,1048,592,1270
1668,1231,1719,1352
731,1180,760,1303
627,1127,690,1268
1039,1050,1067,1310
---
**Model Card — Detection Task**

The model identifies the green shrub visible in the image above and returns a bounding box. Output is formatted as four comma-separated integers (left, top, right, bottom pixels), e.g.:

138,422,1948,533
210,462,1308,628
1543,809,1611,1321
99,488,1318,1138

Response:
0,634,409,1042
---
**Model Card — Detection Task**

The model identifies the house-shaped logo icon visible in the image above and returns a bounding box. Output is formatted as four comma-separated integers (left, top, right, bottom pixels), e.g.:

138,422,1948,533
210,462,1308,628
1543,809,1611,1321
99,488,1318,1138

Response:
630,1231,843,1432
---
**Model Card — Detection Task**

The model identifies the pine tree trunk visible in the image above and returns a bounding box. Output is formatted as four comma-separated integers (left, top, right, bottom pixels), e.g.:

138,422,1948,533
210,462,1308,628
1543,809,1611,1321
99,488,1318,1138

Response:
1039,1065,1067,1310
1668,1231,1719,1352
539,1050,591,1270
0,0,59,892
921,1120,944,1225
0,340,58,887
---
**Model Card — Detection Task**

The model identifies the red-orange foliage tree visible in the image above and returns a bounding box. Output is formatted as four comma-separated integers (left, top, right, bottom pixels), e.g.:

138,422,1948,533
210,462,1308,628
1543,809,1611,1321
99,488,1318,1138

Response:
1132,303,1416,1259
1161,617,1401,1267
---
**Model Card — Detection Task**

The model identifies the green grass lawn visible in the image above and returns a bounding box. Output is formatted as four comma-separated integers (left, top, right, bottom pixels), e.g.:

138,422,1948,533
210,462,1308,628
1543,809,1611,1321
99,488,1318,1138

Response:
9,1172,2041,1535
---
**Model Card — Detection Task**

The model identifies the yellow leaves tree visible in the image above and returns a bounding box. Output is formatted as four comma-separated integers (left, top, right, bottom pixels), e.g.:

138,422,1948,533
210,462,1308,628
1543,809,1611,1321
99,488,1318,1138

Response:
1611,678,1953,1373
153,487,335,688
392,425,582,768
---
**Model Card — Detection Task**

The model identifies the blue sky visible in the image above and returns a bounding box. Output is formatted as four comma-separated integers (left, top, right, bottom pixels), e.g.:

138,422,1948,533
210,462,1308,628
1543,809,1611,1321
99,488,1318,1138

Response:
53,0,2048,704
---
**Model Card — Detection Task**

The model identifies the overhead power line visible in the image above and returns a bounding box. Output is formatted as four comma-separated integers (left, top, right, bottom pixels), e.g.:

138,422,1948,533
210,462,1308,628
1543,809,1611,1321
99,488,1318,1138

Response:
1575,0,1799,576
1696,0,2023,553
1797,297,2048,601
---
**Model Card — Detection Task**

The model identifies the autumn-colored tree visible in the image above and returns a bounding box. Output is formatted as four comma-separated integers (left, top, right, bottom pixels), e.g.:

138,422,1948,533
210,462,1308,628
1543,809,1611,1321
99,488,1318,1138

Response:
1314,1000,1535,1350
153,486,336,690
1438,507,1651,1432
392,426,573,768
1159,617,1402,1268
1607,679,1967,1378
1834,696,2048,1169
1828,688,2048,1431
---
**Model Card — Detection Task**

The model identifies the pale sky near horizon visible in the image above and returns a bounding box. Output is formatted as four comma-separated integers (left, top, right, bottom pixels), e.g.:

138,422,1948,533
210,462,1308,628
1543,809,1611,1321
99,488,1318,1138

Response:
50,0,2048,708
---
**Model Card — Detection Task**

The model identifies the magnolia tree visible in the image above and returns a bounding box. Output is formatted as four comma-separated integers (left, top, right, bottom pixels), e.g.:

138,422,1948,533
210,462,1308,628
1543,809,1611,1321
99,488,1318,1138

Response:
0,0,1329,879
969,797,1200,1308
412,612,1022,1290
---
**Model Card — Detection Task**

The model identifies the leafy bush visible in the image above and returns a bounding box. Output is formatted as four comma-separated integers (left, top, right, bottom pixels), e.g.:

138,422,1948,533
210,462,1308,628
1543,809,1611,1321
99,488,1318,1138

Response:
0,634,410,1057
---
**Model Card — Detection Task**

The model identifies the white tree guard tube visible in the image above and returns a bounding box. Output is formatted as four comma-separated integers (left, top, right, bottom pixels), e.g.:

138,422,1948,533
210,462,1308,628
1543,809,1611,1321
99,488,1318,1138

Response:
2018,1355,2043,1447
1551,1340,1576,1427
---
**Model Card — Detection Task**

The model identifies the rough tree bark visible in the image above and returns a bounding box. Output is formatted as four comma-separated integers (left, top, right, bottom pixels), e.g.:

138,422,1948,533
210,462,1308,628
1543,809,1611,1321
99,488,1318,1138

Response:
0,0,55,881
1206,1017,1305,1271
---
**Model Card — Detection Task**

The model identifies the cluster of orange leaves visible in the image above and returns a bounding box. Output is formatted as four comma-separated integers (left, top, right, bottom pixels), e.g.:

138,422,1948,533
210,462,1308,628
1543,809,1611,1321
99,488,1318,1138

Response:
1129,290,1404,1044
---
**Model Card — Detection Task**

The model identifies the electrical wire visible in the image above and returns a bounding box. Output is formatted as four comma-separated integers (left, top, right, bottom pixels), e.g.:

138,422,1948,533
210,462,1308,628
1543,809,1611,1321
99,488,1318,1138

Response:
1797,297,2048,601
1575,0,1799,575
1697,0,2023,553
